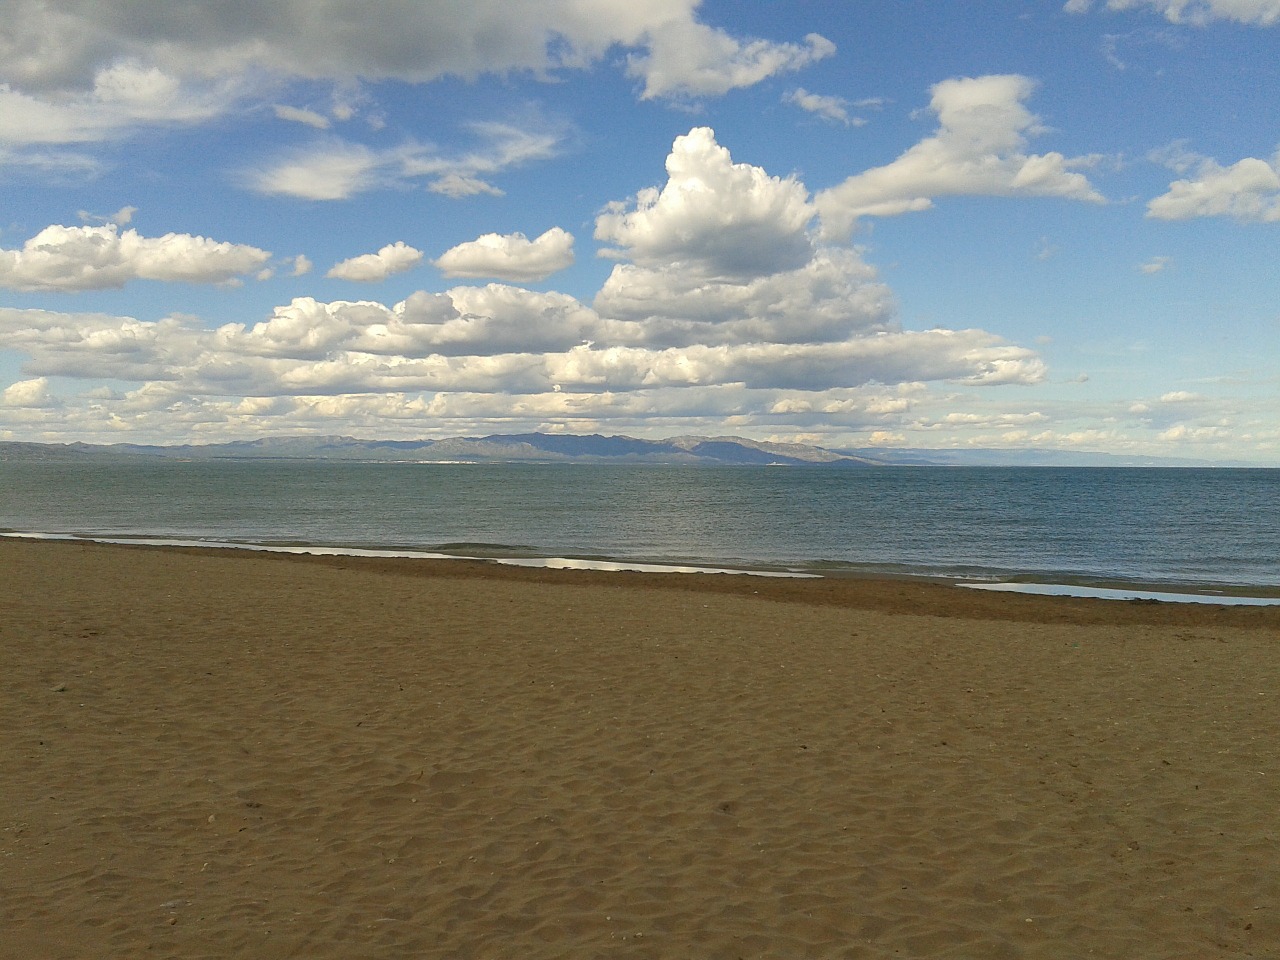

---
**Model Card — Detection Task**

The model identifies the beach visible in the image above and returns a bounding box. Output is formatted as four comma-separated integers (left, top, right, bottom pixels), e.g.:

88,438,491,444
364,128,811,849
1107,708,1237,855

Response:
3,537,1278,959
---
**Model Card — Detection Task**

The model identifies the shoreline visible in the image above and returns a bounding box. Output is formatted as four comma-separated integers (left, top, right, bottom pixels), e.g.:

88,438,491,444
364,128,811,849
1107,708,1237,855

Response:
5,534,1279,627
4,528,1278,606
4,534,1278,958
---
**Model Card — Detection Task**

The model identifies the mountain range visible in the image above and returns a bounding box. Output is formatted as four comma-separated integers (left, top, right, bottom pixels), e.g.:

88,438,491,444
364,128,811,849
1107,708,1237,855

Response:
0,433,1250,467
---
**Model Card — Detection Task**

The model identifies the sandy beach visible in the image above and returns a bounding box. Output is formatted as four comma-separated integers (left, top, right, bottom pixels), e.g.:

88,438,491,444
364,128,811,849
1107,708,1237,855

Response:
2,537,1278,959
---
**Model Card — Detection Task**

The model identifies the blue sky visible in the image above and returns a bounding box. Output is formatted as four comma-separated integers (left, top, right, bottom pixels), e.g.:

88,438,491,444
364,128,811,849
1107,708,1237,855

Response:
1,0,1277,461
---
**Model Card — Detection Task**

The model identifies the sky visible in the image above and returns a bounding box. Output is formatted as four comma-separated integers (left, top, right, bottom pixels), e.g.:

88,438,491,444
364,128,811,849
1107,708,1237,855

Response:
1,0,1277,462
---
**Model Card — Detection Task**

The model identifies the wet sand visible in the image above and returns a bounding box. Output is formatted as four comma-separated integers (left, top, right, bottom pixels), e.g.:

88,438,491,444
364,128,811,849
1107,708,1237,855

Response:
2,537,1278,959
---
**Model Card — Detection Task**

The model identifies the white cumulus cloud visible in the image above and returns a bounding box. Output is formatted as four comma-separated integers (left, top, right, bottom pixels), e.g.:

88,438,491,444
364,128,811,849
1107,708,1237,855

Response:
592,128,887,348
1147,152,1280,222
326,242,424,283
815,75,1105,237
1,377,55,408
434,228,575,282
596,127,815,279
594,248,895,348
0,223,272,292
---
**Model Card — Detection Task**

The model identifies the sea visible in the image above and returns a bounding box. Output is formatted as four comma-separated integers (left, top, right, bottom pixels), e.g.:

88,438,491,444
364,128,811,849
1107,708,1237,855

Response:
2,460,1278,600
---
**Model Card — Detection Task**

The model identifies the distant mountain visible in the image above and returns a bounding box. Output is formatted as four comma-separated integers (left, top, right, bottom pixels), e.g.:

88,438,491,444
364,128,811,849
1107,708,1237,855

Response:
0,433,881,466
0,441,110,462
1,435,1261,467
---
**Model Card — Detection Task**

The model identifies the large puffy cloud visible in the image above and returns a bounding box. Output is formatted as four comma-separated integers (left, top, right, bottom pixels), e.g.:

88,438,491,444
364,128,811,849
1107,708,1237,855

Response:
593,128,891,346
0,224,272,292
1064,0,1280,24
815,75,1104,237
435,228,575,281
596,127,814,278
215,286,605,360
1147,152,1280,222
1,377,55,408
327,242,424,282
594,248,895,347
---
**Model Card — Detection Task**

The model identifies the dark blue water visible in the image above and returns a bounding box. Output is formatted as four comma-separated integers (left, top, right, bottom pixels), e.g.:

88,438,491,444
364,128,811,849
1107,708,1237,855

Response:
1,460,1277,587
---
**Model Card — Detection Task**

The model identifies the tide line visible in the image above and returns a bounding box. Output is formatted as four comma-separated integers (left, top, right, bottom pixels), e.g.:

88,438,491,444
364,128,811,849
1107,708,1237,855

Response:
962,582,1280,606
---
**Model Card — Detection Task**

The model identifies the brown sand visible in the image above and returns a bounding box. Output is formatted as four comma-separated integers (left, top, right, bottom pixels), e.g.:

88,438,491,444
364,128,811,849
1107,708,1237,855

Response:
2,538,1278,959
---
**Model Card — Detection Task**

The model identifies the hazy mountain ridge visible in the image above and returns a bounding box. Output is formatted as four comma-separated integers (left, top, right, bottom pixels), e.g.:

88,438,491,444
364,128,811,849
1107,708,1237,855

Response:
1,434,869,465
0,435,1255,467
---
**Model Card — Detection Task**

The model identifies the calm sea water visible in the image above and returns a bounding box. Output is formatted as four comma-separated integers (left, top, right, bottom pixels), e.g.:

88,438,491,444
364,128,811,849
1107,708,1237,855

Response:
1,460,1277,588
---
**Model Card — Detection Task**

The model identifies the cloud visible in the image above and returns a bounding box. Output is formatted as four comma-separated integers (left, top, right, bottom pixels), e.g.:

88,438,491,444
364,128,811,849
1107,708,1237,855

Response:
0,2,830,132
1,380,939,444
1,125,1049,442
248,122,563,201
326,242,425,283
784,88,864,126
593,248,895,347
0,3,834,188
273,104,331,129
0,145,103,178
402,121,563,198
3,301,1042,401
1147,153,1280,222
244,140,381,201
3,0,830,92
1064,0,1280,25
211,286,605,361
815,75,1105,236
76,204,137,228
0,60,246,148
628,23,835,99
428,174,505,199
596,127,815,279
538,335,1044,392
434,228,575,281
0,224,272,292
1,377,55,408
1139,255,1171,272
